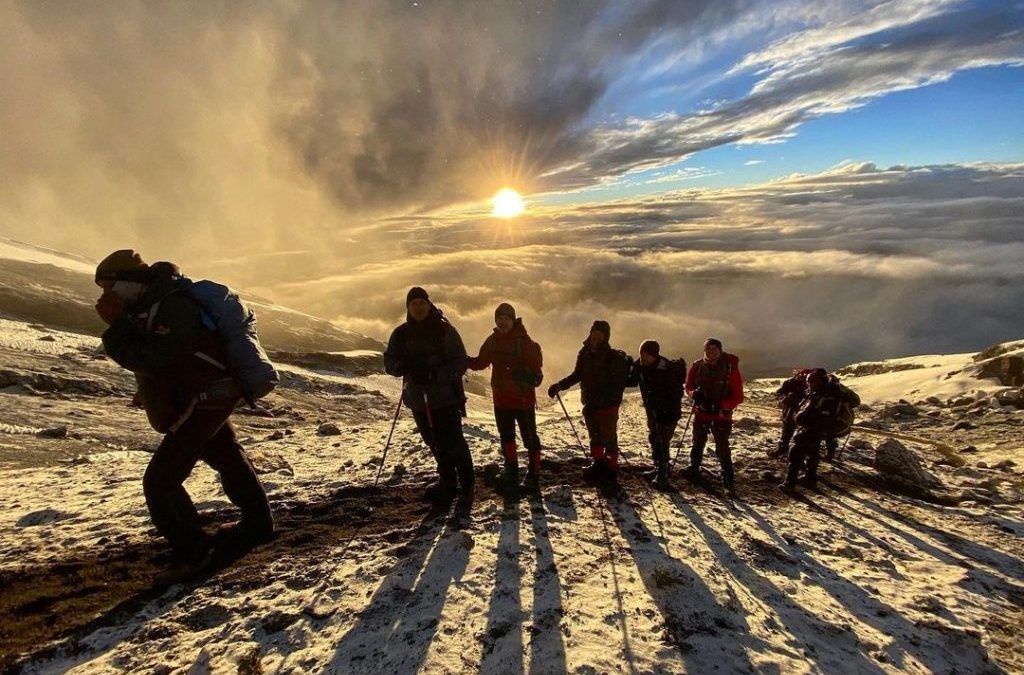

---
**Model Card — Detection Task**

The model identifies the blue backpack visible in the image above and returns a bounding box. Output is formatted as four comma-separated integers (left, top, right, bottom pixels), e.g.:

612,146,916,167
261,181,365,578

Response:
176,277,279,404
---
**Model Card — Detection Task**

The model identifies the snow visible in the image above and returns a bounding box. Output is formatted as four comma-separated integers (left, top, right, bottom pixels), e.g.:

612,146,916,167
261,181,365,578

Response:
838,352,1013,406
0,237,96,275
1,318,1022,673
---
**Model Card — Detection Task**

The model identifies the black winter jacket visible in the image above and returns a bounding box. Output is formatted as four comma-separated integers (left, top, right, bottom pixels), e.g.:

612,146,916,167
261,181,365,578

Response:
556,342,632,413
384,306,469,414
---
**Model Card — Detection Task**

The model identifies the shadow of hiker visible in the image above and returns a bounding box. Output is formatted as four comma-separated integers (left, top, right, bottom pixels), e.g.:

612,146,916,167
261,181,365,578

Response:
526,488,568,675
668,494,889,674
481,493,524,675
606,494,763,672
327,511,471,673
826,483,1024,586
736,500,1005,674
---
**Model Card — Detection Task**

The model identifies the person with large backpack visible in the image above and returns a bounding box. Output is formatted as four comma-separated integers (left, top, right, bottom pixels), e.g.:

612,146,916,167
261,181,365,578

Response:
94,250,276,580
626,340,686,490
773,368,811,458
384,287,474,509
684,338,744,498
547,320,632,487
780,368,861,493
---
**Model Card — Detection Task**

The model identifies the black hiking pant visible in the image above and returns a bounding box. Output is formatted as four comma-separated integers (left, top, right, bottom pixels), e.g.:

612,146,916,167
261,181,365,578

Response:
691,416,735,488
786,428,823,484
494,407,541,472
143,405,273,561
413,406,475,494
646,412,679,468
779,413,797,453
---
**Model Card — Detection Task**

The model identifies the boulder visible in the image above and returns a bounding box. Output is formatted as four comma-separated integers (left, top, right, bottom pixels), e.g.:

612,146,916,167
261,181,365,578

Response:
874,438,941,495
317,422,342,436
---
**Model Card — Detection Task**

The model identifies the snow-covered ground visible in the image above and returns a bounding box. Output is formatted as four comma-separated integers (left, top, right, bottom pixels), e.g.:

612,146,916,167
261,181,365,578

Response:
1,318,1022,673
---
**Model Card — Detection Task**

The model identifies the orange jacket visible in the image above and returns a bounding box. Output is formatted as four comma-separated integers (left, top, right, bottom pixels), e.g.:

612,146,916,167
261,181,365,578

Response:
685,352,744,421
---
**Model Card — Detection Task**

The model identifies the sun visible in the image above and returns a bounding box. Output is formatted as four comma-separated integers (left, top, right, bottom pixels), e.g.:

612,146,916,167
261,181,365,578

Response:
491,188,525,218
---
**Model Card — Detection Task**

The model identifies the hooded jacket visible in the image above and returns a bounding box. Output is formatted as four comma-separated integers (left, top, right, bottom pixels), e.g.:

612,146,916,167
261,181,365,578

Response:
556,340,631,413
795,377,861,436
685,352,744,422
384,305,469,414
101,262,237,432
468,318,543,409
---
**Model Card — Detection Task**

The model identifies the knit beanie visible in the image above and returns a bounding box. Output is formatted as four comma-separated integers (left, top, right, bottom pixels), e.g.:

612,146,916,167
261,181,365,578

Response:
495,302,516,320
703,337,723,351
590,320,611,340
406,286,430,304
639,339,660,357
95,250,150,285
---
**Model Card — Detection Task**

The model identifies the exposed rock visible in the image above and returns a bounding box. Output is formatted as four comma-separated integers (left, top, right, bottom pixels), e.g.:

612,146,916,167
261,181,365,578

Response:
874,438,941,495
959,445,978,454
249,450,293,476
36,425,68,439
883,402,919,417
951,420,976,431
317,422,342,436
733,417,761,431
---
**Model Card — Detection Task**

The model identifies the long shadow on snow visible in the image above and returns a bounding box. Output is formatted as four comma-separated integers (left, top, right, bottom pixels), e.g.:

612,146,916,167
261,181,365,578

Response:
480,491,524,675
735,499,1004,674
605,491,763,672
326,508,471,673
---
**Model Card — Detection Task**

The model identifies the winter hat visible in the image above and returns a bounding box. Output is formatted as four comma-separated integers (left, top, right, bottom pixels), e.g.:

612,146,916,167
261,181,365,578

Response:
639,340,660,357
495,302,516,320
808,368,828,386
406,286,430,304
95,250,150,285
590,320,611,340
703,337,723,351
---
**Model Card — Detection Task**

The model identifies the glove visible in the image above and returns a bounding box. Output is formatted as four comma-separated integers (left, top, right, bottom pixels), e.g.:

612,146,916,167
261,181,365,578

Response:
547,384,560,399
95,291,125,325
691,388,706,406
512,368,540,388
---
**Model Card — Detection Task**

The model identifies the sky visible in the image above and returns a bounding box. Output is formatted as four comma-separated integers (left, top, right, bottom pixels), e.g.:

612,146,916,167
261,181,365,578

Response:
1,0,1022,374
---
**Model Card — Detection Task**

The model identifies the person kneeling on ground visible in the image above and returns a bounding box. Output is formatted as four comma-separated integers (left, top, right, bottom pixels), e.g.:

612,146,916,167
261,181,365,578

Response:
384,287,474,509
627,340,685,490
780,368,860,493
468,302,544,491
548,320,631,487
684,338,744,498
95,250,274,580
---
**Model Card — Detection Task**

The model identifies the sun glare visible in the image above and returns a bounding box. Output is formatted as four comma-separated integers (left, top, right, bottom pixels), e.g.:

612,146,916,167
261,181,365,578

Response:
491,188,525,218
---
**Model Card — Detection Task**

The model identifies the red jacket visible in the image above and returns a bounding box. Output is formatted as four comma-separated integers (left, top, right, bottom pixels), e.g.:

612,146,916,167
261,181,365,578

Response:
468,319,543,410
685,352,744,422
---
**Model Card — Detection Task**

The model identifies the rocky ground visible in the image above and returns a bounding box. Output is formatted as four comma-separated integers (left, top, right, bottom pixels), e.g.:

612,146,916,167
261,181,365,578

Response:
1,318,1022,674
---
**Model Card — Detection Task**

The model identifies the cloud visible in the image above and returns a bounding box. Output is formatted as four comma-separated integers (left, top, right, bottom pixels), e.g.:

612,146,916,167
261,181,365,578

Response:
248,163,1024,375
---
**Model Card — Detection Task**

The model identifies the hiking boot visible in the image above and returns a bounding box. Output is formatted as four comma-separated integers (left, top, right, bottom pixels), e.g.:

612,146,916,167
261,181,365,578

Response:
778,480,797,494
799,475,818,491
521,470,540,492
582,460,606,483
642,466,659,481
499,462,520,485
682,465,703,482
423,481,458,503
724,483,739,499
770,443,787,459
154,547,214,586
213,519,275,548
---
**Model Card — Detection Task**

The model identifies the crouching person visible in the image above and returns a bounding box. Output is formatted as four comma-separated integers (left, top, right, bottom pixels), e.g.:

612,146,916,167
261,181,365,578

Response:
780,368,860,492
95,250,274,580
385,287,474,508
548,320,631,487
468,303,544,491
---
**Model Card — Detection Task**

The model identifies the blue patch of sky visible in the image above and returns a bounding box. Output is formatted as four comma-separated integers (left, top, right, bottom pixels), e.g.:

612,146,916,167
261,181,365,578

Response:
540,63,1023,206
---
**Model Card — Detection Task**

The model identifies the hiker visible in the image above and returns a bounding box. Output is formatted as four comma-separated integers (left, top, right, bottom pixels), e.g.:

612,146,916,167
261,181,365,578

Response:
384,287,474,507
780,368,861,492
547,320,632,486
773,368,811,458
95,250,275,578
683,338,744,497
468,303,544,490
626,340,686,489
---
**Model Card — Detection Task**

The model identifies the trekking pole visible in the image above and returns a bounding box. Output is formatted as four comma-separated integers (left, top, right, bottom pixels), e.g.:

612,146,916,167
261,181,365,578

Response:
373,393,405,488
837,433,851,463
555,392,589,458
669,406,695,469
